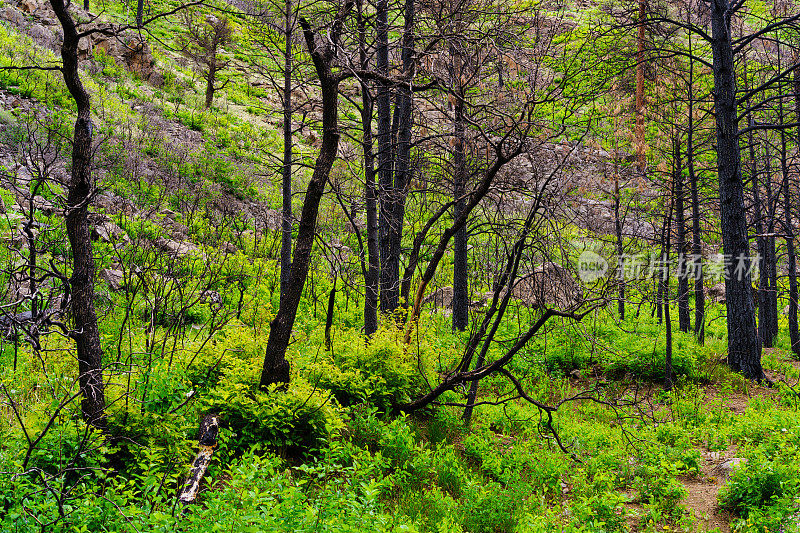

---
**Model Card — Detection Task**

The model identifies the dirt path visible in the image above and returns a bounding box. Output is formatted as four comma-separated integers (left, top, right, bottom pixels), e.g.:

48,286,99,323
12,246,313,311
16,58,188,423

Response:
681,448,738,533
677,353,799,533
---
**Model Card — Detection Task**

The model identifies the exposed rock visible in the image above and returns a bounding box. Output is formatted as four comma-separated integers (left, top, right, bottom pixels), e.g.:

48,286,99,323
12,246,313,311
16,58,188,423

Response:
148,71,165,87
156,237,198,257
200,290,221,305
94,192,136,215
0,310,39,338
714,458,747,479
221,241,237,254
28,23,56,49
90,24,158,82
160,216,190,239
423,286,454,309
511,262,583,309
92,219,129,243
11,225,38,249
100,268,125,291
94,193,117,212
1,6,25,26
705,283,726,303
77,35,93,58
19,0,39,14
32,195,56,216
262,209,282,231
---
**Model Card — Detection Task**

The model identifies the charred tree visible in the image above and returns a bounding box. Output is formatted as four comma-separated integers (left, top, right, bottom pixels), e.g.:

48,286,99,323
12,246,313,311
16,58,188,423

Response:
179,13,233,109
788,58,800,355
280,0,293,307
357,0,379,337
452,42,468,331
50,0,106,427
376,0,397,314
687,36,704,344
260,14,346,388
709,0,763,379
389,0,415,315
674,137,690,332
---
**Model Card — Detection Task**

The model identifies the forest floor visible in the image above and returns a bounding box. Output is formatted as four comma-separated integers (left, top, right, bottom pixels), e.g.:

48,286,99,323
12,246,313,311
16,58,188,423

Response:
668,352,799,533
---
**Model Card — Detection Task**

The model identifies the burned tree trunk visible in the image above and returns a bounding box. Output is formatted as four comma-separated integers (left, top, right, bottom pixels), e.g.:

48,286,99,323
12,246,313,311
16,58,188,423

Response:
387,0,415,316
613,167,625,321
179,414,219,506
51,0,106,428
376,0,397,314
358,0,379,337
687,35,704,343
260,17,342,388
674,138,690,332
280,0,293,307
452,44,468,332
788,59,800,355
709,0,763,379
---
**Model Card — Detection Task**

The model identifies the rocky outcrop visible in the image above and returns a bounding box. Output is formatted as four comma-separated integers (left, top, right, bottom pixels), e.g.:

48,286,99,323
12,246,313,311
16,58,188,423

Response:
156,237,199,257
100,268,125,291
423,263,582,312
510,262,583,309
90,23,158,83
423,286,454,309
91,217,129,244
713,457,747,479
705,283,726,303
1,0,160,85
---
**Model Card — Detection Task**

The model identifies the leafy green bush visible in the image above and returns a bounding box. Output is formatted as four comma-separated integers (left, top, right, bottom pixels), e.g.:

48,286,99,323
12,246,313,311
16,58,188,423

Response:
307,328,434,409
719,459,791,517
203,376,343,459
433,445,468,498
461,481,520,533
341,403,384,451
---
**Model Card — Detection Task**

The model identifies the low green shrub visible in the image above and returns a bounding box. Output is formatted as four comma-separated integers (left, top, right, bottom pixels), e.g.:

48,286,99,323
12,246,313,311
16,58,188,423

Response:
718,459,792,517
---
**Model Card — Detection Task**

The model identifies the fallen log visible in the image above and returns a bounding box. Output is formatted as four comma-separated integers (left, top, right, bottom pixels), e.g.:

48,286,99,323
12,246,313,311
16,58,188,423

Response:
178,413,219,506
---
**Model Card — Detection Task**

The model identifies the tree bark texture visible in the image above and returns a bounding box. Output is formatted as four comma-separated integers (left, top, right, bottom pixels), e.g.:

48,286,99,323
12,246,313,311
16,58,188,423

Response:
51,0,107,428
709,0,763,379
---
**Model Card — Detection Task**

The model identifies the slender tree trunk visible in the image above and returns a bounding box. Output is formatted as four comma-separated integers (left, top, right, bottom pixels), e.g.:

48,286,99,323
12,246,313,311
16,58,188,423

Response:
787,58,800,355
613,164,625,320
51,0,106,427
280,0,293,307
136,0,143,27
389,0,414,313
754,147,778,348
376,0,396,313
635,0,646,170
709,0,763,379
763,148,778,345
324,277,336,350
751,149,769,346
205,63,217,109
687,34,704,343
260,18,341,388
674,138,690,332
358,0,379,337
656,216,666,324
770,44,796,352
452,45,468,331
663,221,674,391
